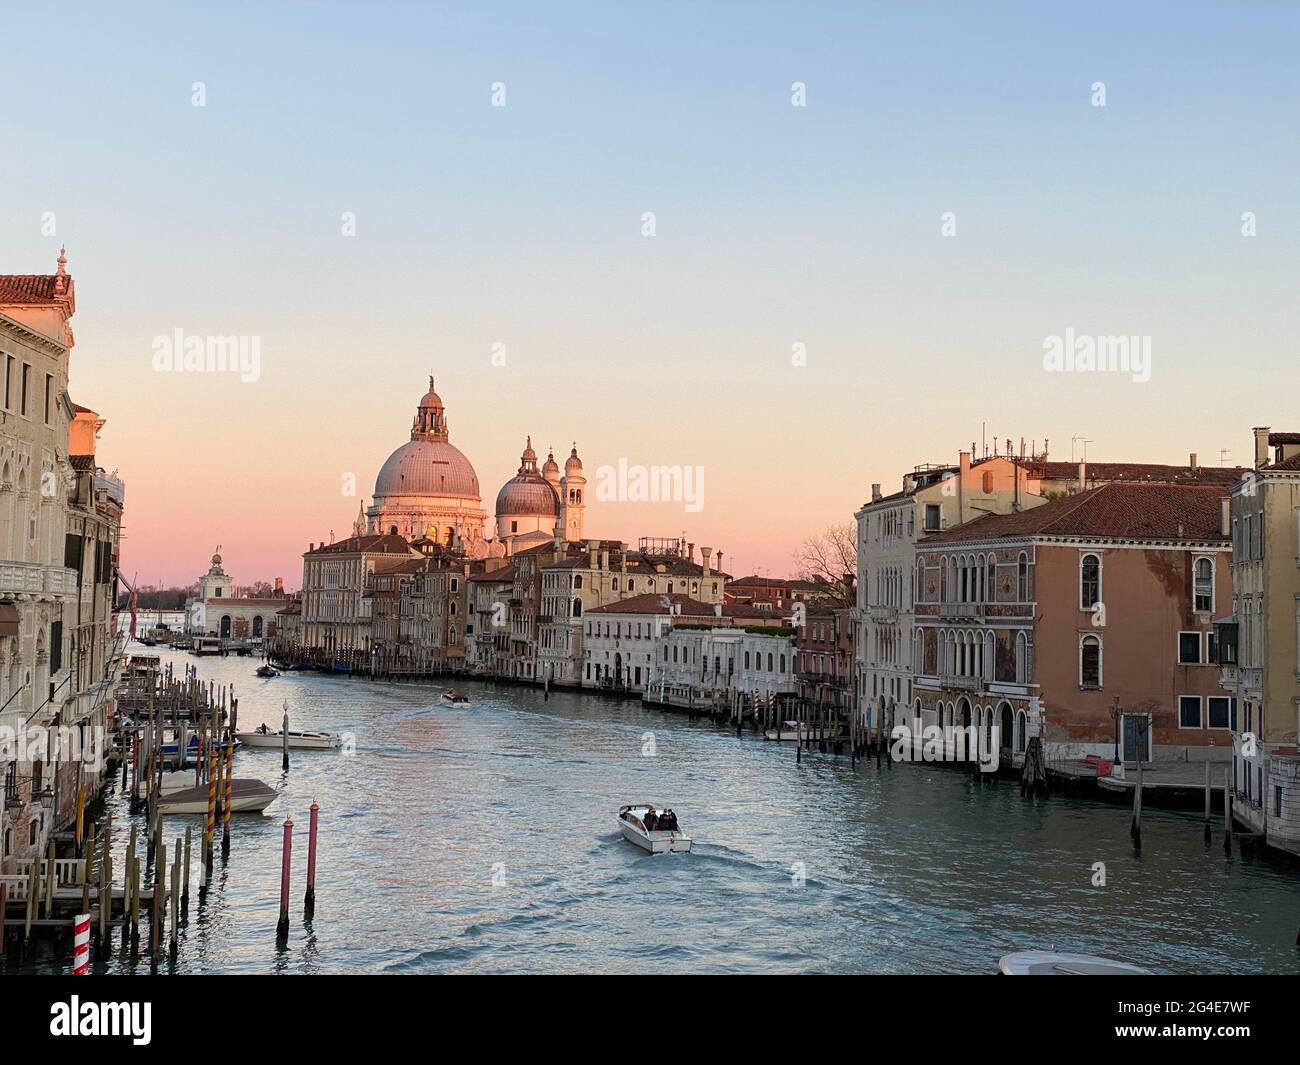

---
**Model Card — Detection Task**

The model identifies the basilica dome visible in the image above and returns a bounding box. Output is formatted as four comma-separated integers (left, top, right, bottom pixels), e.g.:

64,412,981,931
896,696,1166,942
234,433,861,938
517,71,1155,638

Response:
366,379,487,545
375,439,480,498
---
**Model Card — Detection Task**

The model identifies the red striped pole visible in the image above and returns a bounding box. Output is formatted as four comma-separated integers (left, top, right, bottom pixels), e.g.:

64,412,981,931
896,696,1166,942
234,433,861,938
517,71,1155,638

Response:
276,818,293,939
204,743,217,878
73,912,90,974
304,802,319,917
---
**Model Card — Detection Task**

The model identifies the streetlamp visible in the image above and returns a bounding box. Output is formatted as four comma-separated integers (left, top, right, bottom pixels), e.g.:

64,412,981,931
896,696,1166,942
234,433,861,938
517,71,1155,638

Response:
1109,695,1122,765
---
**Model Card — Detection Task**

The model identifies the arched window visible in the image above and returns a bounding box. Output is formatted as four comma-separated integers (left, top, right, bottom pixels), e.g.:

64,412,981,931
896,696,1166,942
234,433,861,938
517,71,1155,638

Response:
779,654,786,673
767,653,774,672
1194,557,1214,612
1080,553,1101,609
572,598,582,618
744,651,750,669
986,556,995,602
1017,553,1029,601
252,616,263,637
1080,634,1102,688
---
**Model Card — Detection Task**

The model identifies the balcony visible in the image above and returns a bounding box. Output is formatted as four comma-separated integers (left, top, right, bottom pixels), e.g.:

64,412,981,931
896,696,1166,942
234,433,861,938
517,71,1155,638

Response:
938,673,982,692
868,606,898,624
0,562,78,599
938,602,982,620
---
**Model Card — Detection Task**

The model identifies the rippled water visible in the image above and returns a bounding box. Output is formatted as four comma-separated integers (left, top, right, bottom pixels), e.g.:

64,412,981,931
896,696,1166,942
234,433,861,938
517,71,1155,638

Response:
15,647,1300,974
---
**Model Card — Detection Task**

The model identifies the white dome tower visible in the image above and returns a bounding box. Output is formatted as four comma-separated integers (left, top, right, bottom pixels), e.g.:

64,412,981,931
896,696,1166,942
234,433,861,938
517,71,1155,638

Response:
559,444,586,542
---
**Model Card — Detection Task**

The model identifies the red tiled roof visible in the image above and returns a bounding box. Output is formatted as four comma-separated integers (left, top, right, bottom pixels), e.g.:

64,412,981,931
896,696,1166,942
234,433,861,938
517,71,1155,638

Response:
1269,432,1300,445
304,533,412,557
0,275,66,304
1033,460,1245,486
588,593,720,617
1269,453,1300,472
923,482,1229,544
468,564,518,582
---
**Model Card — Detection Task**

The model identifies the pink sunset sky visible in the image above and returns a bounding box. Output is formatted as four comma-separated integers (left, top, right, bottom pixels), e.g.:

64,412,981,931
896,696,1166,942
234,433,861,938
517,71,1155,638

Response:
3,5,1293,590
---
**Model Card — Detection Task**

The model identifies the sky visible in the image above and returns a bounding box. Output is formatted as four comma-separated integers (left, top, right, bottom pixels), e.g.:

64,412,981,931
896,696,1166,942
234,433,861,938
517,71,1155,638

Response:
1,1,1297,589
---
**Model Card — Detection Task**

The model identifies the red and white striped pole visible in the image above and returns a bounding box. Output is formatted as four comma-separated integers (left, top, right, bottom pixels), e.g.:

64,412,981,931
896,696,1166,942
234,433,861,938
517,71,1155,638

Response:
276,818,292,940
73,913,91,975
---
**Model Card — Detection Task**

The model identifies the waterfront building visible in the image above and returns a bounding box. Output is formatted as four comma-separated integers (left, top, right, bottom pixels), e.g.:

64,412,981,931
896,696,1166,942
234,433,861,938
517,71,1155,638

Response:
538,538,728,688
854,451,1050,744
583,593,722,691
724,574,825,613
366,379,488,551
656,624,796,706
1216,427,1300,854
0,251,123,868
794,596,855,729
299,532,416,661
187,549,288,640
915,482,1233,765
466,559,516,675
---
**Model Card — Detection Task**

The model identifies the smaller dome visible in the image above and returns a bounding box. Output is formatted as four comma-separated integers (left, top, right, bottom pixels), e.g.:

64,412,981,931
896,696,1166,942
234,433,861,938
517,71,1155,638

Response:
419,376,443,410
542,450,560,480
565,446,583,474
496,475,559,518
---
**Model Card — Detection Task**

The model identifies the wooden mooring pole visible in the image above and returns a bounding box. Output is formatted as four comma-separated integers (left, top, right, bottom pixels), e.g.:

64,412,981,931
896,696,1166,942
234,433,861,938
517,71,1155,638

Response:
276,817,293,940
1223,765,1233,856
304,802,319,918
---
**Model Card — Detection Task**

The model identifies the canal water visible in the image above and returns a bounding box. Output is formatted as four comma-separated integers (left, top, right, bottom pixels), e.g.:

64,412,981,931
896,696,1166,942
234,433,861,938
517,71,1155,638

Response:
17,647,1300,974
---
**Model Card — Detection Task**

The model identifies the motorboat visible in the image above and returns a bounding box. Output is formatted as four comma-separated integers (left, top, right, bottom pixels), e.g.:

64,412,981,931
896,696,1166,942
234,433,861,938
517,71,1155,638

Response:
153,770,278,815
617,804,692,854
764,721,835,743
441,691,470,706
997,951,1150,975
255,665,280,678
235,727,341,750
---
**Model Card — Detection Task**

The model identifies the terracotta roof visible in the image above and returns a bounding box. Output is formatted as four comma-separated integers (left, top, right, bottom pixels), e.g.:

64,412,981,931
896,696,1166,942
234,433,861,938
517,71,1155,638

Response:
0,275,68,304
588,593,721,617
468,564,518,582
304,533,412,557
1269,432,1300,445
1033,460,1245,486
1269,453,1300,472
923,482,1229,544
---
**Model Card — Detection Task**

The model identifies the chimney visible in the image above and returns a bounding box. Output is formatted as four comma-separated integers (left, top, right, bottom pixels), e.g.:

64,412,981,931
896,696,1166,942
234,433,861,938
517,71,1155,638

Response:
1220,496,1231,538
686,542,694,562
871,483,881,502
701,547,712,577
1254,426,1271,469
599,548,609,570
589,545,598,568
715,550,724,573
1189,452,1198,470
959,450,971,474
1077,462,1086,493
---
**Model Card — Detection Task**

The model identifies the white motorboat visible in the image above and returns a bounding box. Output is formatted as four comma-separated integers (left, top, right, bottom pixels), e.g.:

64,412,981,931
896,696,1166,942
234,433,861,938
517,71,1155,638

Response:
997,951,1150,975
235,728,341,750
764,721,835,742
153,771,278,815
617,804,692,854
441,691,470,706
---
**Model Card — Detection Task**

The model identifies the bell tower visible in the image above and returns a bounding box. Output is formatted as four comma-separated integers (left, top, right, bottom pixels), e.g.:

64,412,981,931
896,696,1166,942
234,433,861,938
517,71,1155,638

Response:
559,444,586,542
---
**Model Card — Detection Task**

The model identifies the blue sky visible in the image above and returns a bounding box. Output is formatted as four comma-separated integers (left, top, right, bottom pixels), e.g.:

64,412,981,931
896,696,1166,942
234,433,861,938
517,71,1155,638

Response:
1,2,1296,584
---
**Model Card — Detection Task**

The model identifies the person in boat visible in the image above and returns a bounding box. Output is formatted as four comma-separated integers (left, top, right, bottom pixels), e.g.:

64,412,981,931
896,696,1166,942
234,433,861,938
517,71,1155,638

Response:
257,722,270,735
643,806,659,831
660,809,678,832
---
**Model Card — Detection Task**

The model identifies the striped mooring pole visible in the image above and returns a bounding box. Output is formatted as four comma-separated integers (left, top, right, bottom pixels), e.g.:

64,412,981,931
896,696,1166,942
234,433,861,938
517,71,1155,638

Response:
73,913,91,975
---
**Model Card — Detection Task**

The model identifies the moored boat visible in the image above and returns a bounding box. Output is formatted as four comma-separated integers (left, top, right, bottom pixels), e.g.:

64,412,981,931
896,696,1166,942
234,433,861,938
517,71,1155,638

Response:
997,951,1150,975
617,804,692,854
153,771,278,815
441,691,470,706
235,727,341,750
763,721,835,743
256,665,280,678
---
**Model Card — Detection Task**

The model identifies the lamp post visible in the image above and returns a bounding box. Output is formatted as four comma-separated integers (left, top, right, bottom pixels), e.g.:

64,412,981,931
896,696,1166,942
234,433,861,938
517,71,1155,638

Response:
1109,695,1122,764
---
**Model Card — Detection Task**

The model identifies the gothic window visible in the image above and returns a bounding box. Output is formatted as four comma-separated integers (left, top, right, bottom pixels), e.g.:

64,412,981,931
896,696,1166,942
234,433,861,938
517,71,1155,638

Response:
1194,557,1214,613
1080,634,1101,688
1080,554,1101,610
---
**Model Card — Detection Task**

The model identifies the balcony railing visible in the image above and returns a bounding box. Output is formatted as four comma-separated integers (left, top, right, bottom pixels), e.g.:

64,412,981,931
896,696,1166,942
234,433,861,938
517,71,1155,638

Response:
938,673,982,692
0,562,78,598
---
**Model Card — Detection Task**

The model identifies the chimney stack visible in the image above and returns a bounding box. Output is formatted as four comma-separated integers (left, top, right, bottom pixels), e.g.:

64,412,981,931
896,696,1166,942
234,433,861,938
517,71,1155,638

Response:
1253,426,1271,469
1220,496,1231,538
871,483,881,502
1189,452,1198,470
1077,462,1086,493
715,550,723,573
686,542,694,563
599,548,609,570
701,547,712,577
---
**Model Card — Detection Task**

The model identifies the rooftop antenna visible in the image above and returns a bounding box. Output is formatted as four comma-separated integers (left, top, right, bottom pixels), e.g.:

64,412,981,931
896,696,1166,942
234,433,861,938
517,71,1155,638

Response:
1219,448,1231,466
1071,435,1093,463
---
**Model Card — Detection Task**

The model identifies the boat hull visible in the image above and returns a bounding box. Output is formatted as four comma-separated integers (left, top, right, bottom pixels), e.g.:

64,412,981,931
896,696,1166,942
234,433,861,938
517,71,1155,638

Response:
235,730,340,750
617,814,692,854
157,778,278,815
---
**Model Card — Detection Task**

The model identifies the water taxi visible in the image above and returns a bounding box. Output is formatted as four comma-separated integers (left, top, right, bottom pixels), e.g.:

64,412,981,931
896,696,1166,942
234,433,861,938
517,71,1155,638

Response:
617,804,692,854
997,951,1150,975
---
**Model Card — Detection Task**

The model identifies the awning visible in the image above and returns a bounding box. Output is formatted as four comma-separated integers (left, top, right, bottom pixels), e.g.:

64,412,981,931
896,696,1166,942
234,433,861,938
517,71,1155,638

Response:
0,602,18,637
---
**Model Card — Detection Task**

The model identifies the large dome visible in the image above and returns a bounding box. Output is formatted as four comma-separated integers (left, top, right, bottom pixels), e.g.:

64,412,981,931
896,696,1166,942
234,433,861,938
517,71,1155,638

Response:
496,475,558,517
375,439,480,499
